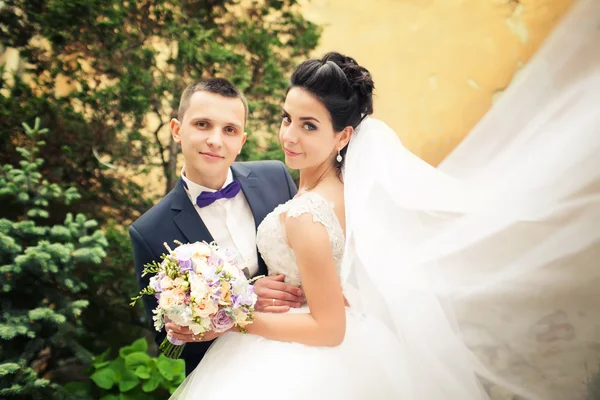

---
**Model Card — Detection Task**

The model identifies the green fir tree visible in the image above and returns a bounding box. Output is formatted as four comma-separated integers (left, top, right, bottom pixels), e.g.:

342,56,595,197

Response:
0,118,108,399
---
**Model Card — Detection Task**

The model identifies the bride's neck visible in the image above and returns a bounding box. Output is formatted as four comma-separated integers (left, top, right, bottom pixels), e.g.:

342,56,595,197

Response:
298,163,337,192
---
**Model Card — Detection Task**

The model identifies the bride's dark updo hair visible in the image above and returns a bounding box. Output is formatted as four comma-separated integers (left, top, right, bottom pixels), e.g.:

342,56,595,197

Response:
289,52,375,173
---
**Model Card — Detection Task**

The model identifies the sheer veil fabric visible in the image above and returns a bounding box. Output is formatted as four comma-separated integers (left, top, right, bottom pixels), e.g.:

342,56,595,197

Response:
341,0,600,398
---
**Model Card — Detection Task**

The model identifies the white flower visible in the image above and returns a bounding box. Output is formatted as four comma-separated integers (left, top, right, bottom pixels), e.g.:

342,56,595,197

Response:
188,273,209,300
232,276,251,295
166,305,193,327
234,307,252,327
237,289,257,307
152,308,164,331
190,242,211,257
191,255,209,274
171,243,192,259
160,275,174,291
222,261,241,277
188,322,202,335
173,277,188,289
199,316,212,331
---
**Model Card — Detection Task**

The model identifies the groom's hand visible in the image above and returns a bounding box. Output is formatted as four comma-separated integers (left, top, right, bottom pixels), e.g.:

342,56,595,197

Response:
254,274,304,313
165,319,222,343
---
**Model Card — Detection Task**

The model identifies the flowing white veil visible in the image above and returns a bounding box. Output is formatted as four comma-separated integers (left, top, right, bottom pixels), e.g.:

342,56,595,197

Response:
342,0,600,398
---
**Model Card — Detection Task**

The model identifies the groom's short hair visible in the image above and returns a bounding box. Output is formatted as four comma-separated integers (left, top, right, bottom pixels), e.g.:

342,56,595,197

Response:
177,78,249,123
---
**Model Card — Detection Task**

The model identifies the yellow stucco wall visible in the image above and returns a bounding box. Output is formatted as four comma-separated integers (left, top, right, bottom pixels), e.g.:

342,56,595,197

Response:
300,0,575,166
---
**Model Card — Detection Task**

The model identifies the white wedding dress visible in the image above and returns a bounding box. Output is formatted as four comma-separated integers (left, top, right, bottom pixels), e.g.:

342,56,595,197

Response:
173,0,600,398
171,192,409,399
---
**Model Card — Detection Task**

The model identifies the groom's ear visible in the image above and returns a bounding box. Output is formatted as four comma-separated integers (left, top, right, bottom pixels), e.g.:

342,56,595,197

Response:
171,118,182,144
238,132,247,155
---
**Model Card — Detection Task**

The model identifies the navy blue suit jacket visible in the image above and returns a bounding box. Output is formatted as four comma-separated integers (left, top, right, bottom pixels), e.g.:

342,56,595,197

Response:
129,161,297,375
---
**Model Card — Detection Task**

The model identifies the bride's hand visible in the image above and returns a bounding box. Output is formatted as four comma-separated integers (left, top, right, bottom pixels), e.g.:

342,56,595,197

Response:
253,274,304,313
165,318,223,343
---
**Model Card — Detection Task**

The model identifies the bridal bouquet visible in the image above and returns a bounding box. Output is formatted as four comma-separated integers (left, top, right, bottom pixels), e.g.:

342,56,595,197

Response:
131,241,258,359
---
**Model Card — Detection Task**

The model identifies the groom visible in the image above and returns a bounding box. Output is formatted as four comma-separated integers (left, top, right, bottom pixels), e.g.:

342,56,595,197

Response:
130,78,304,375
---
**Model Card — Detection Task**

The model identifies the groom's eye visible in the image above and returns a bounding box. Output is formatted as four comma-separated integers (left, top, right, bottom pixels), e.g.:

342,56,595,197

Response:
224,127,237,134
195,121,208,128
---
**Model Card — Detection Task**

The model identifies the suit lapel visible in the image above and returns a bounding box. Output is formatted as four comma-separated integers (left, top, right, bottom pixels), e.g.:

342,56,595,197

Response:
171,180,214,244
232,164,269,229
232,163,269,276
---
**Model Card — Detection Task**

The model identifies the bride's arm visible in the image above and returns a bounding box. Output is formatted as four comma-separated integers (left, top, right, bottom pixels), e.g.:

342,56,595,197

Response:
245,213,346,347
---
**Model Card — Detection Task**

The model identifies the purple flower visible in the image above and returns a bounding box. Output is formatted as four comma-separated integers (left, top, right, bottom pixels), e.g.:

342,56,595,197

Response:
208,251,223,268
150,277,162,293
211,309,234,332
178,258,193,274
235,287,256,307
174,246,194,273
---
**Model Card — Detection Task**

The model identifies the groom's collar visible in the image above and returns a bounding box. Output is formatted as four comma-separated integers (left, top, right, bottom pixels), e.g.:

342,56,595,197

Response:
180,167,234,205
231,162,251,179
170,180,190,212
171,163,254,212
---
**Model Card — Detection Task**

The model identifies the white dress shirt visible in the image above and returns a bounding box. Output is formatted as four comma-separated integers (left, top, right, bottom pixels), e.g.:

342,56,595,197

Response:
181,168,259,277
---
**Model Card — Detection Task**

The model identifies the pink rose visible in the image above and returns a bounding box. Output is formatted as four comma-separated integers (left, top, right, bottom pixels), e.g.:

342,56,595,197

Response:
211,309,234,332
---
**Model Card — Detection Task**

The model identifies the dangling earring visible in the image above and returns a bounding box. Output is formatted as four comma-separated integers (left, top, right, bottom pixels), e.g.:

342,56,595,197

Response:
336,149,342,163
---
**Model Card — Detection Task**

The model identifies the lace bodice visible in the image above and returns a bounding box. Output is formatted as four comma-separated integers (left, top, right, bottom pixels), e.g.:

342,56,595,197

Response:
256,192,345,287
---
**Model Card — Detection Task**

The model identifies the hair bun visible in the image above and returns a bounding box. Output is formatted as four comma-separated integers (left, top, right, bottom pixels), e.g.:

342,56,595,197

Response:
321,52,374,116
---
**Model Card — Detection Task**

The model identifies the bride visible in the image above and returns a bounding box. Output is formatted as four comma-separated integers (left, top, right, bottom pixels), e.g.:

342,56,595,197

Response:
172,0,600,398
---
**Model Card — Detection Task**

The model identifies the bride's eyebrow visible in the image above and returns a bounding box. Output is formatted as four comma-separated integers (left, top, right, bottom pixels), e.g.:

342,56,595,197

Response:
299,116,320,123
281,109,320,124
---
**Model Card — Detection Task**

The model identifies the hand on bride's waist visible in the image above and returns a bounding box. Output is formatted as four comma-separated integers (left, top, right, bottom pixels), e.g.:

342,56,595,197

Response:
253,274,305,313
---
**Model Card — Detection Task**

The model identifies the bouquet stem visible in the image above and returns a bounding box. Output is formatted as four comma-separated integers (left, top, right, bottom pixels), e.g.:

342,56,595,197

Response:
160,337,185,359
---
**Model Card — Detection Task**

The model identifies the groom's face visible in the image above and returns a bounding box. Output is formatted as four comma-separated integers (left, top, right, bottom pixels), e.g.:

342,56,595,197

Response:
171,91,247,182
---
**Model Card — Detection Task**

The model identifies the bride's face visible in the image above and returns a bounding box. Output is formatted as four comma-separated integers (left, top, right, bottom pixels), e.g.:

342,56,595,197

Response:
279,87,340,170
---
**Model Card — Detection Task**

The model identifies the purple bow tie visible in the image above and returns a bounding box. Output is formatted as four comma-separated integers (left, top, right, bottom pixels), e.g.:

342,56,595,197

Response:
182,179,241,208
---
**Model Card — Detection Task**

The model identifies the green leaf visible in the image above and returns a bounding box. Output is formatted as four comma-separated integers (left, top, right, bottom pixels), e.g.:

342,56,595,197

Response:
155,355,174,381
134,365,150,380
119,338,147,358
141,367,162,392
125,352,151,370
101,395,120,400
118,369,139,392
91,367,116,390
94,348,112,367
171,360,185,384
93,361,110,369
109,357,127,382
